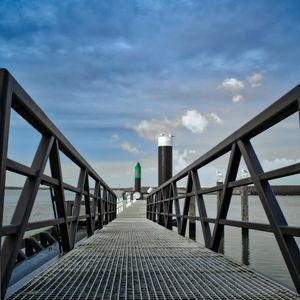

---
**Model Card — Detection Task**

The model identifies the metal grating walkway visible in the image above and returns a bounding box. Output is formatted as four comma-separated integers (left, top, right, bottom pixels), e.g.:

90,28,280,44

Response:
8,201,300,299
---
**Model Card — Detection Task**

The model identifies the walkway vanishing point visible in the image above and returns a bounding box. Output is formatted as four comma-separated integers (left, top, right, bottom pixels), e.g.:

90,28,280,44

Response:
1,69,300,299
7,201,300,300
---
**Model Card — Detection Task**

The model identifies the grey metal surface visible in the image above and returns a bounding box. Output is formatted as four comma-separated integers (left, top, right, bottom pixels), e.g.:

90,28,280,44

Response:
8,201,300,299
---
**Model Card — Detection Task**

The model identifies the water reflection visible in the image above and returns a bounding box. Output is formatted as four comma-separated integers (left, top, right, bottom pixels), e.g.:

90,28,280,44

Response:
216,230,249,264
242,229,250,265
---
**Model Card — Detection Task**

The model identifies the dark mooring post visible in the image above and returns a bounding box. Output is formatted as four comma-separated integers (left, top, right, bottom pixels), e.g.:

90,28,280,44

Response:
241,185,250,265
216,172,224,254
241,185,249,226
158,134,173,186
189,196,196,240
158,134,173,226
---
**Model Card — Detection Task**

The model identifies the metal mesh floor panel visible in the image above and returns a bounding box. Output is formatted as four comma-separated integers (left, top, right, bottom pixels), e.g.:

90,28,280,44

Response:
8,201,300,299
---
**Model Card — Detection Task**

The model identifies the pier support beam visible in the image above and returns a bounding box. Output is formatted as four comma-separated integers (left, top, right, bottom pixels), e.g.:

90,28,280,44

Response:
241,185,250,265
241,186,249,226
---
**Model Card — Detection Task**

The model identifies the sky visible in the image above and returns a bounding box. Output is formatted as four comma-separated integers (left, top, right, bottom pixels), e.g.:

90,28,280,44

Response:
1,0,300,187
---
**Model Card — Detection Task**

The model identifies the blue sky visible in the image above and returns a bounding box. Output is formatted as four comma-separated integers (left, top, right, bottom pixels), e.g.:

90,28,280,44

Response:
1,0,300,187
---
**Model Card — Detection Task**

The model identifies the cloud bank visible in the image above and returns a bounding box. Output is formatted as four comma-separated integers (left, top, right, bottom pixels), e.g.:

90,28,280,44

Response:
130,110,223,141
221,72,263,103
129,118,180,141
222,78,245,91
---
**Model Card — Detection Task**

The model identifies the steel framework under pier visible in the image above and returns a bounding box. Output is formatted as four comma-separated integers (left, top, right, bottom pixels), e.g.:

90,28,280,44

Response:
7,201,300,300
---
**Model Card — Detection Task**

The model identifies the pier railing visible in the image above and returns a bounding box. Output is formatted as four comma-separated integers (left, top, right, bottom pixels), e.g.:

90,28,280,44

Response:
147,84,300,292
117,194,138,214
0,69,117,298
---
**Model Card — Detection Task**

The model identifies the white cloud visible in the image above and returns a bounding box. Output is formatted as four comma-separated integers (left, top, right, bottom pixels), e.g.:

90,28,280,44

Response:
249,72,262,87
173,149,197,173
129,118,179,141
131,110,222,140
208,112,223,124
221,77,245,103
181,110,208,133
121,142,140,154
221,73,262,103
222,78,244,91
232,94,244,103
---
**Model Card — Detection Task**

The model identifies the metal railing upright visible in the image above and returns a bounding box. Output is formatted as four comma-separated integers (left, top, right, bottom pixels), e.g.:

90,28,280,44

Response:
117,194,137,214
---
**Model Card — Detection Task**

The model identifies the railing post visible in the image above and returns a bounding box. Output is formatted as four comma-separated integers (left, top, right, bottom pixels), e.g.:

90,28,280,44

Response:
180,172,193,237
98,186,104,229
216,180,224,254
146,197,149,219
153,194,157,222
69,169,86,247
149,194,154,221
114,195,117,219
191,171,211,247
0,69,12,300
49,139,71,251
166,184,173,230
211,143,241,252
92,181,100,232
158,191,164,226
84,171,93,237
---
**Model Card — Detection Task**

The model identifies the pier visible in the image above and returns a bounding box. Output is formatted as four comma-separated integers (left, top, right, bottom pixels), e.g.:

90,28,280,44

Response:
1,69,300,299
6,201,300,300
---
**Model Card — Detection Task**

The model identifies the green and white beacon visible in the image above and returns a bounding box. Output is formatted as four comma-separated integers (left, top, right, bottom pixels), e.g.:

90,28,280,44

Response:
134,162,141,199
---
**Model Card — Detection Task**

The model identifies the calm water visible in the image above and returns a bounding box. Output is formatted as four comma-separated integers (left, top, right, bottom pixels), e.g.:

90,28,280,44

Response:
3,190,300,291
177,194,300,291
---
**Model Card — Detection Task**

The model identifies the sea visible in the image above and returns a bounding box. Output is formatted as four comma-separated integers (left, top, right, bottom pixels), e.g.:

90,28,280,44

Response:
3,189,300,291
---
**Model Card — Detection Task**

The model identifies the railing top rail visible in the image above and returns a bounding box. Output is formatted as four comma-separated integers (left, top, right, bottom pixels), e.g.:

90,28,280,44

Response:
0,68,114,195
150,84,300,193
